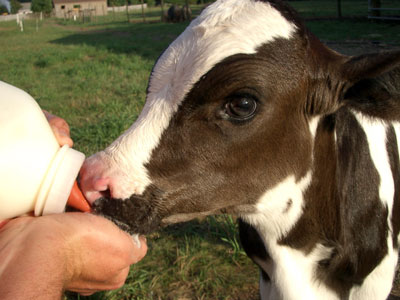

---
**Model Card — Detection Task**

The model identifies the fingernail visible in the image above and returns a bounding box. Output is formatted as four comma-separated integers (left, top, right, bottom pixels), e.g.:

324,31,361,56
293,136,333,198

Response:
131,233,141,248
59,130,69,137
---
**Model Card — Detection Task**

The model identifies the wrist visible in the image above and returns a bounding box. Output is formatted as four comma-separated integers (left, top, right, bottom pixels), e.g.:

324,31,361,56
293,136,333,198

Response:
0,217,69,299
30,216,76,288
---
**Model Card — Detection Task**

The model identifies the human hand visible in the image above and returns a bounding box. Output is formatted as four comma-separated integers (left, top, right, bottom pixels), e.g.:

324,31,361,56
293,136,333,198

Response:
61,213,147,295
43,110,74,147
0,213,147,299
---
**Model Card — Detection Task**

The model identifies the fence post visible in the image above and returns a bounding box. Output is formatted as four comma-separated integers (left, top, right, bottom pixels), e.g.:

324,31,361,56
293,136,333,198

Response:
125,0,130,23
185,0,191,20
337,0,342,18
140,0,146,23
371,0,381,17
160,0,164,22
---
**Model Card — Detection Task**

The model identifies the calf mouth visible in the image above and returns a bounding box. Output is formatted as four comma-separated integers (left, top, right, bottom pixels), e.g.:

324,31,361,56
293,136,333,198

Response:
92,184,166,235
91,183,238,235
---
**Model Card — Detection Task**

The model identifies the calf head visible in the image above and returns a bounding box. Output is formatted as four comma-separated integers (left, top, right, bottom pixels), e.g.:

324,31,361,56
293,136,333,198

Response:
80,0,400,235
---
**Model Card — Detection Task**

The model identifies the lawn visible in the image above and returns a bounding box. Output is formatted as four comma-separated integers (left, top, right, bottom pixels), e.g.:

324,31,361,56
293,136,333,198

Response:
0,2,400,299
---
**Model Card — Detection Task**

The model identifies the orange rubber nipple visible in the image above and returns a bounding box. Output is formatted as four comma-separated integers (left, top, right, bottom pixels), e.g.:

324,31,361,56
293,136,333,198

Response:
67,181,91,212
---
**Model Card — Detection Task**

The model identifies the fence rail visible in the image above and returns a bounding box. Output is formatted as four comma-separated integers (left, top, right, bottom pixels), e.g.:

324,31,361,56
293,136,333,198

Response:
107,4,147,12
368,0,400,20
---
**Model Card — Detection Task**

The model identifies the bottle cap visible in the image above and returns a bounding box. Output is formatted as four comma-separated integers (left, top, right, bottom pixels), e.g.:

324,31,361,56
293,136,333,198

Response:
35,145,85,216
67,180,91,212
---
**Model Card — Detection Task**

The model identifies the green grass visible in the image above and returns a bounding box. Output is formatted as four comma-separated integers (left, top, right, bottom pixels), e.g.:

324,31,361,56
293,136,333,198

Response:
1,3,399,299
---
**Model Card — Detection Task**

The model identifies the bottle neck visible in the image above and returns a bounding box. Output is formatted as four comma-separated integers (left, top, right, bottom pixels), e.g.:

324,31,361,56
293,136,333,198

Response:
35,145,85,216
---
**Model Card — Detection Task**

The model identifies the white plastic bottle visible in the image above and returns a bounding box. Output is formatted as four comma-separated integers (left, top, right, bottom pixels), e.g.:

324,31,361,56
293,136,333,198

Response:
0,81,86,221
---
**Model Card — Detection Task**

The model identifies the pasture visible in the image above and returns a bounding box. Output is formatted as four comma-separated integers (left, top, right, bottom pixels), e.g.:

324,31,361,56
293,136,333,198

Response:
0,2,400,299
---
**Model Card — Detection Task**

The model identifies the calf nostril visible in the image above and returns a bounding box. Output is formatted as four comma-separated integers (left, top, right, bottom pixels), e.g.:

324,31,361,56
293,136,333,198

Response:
99,189,111,199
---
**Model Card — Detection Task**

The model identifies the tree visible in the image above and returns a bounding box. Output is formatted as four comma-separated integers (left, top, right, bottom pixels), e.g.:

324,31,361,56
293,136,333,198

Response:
31,0,52,13
107,0,125,6
10,0,21,14
160,0,164,21
0,5,7,14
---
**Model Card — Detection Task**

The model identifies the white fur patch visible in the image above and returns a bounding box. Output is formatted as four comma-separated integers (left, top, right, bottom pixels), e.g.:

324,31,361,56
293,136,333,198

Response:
347,112,397,299
270,243,337,300
349,236,398,299
348,116,400,271
309,116,321,140
241,173,339,299
149,0,296,107
102,0,297,198
392,123,400,245
353,112,394,228
393,123,400,159
309,116,321,164
241,172,311,239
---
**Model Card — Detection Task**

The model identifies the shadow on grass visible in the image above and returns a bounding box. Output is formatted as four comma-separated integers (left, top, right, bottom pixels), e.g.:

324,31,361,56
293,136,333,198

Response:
162,215,243,248
51,21,189,60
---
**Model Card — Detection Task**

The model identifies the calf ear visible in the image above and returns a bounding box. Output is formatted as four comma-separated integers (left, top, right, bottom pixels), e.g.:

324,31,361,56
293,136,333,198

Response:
340,51,400,121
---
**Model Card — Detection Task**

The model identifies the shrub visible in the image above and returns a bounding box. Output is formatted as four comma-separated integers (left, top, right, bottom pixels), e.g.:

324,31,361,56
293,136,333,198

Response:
10,0,22,14
31,0,52,13
0,4,8,14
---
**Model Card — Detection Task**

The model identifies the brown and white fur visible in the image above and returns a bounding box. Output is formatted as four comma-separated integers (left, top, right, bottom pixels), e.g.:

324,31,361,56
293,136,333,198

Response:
79,0,400,298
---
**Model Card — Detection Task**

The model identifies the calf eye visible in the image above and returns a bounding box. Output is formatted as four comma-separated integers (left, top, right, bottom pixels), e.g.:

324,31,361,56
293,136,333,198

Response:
225,97,257,120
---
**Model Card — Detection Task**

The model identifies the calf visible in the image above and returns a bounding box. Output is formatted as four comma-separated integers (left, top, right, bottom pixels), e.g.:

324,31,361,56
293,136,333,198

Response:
79,0,400,298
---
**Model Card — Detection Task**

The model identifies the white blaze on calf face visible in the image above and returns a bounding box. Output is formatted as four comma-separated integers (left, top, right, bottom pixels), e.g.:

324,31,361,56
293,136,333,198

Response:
100,0,297,199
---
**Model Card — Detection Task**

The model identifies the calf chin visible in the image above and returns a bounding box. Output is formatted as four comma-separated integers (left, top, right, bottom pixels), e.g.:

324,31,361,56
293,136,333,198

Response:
92,185,166,235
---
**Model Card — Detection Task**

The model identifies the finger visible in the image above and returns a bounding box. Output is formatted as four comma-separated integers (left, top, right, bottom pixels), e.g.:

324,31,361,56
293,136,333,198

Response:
87,215,148,264
67,287,98,295
79,291,95,296
129,235,148,264
44,114,74,146
107,266,130,289
137,236,148,259
53,131,74,147
50,118,70,136
42,110,54,121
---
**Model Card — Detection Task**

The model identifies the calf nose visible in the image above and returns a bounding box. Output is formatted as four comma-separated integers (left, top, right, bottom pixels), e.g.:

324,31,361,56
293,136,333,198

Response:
79,156,111,204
